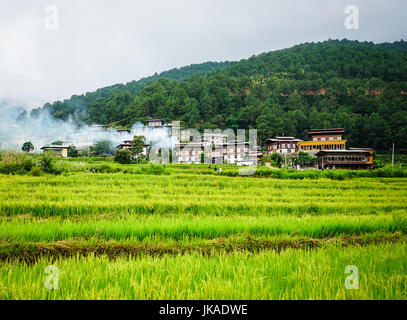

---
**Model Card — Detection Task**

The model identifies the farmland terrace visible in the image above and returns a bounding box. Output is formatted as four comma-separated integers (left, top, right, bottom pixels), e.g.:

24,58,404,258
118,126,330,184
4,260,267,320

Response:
0,166,406,299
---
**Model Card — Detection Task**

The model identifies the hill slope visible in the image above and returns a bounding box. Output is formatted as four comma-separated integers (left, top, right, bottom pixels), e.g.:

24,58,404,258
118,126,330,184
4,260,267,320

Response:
29,39,407,152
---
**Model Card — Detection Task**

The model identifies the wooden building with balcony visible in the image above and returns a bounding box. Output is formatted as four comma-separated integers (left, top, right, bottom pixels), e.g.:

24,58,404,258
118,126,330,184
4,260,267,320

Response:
316,149,374,170
266,137,303,155
298,128,347,155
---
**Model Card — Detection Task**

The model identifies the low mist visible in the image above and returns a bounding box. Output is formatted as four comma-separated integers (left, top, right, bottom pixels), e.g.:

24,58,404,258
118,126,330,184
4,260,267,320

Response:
0,105,177,152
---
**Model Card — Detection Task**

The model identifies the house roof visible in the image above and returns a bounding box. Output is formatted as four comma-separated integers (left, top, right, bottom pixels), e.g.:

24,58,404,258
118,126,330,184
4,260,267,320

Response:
349,147,373,151
201,133,229,137
316,150,371,156
266,137,303,143
308,128,345,136
118,142,150,147
41,146,69,150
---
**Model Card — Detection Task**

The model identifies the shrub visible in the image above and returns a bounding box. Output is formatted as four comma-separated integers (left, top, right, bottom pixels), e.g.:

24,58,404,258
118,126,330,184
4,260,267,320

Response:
114,149,132,164
142,163,168,175
40,153,61,174
29,167,43,176
54,161,87,173
67,145,79,158
133,155,149,164
87,164,121,173
0,153,34,174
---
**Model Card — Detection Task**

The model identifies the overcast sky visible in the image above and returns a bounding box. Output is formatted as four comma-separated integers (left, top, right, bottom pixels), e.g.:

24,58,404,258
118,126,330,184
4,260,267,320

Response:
0,0,406,109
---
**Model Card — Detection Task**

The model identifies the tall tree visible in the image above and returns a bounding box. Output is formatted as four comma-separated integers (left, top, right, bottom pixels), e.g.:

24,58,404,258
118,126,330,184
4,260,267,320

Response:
22,142,34,154
131,135,146,158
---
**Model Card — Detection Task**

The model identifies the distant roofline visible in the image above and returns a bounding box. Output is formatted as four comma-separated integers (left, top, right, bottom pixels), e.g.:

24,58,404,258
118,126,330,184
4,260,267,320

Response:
309,128,345,135
41,146,69,149
122,141,150,146
266,137,303,143
349,147,373,150
201,133,229,136
316,150,371,155
309,128,344,132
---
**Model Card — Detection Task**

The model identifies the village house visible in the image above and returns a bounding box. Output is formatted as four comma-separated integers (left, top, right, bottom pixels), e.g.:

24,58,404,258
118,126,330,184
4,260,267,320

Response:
41,146,69,158
147,119,165,127
266,136,303,155
316,149,374,170
171,125,191,143
116,140,150,157
221,141,260,165
201,132,228,145
175,139,261,165
146,119,191,142
298,128,347,155
174,143,203,164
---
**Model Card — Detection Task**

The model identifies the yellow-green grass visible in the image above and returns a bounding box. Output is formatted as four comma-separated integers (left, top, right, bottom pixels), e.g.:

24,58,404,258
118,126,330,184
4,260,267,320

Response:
0,172,406,299
0,243,406,300
1,214,406,242
1,174,406,217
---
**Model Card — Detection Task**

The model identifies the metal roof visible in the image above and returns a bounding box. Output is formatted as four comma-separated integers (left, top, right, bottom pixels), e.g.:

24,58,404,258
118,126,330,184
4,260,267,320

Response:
308,128,345,135
267,137,303,143
41,146,69,149
316,149,371,155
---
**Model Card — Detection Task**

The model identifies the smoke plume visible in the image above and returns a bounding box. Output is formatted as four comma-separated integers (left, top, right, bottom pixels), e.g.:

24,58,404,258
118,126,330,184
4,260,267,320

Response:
0,103,177,152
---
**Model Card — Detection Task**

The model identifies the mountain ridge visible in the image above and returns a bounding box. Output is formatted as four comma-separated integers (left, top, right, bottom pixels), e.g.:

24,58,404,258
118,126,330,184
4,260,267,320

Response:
26,39,407,152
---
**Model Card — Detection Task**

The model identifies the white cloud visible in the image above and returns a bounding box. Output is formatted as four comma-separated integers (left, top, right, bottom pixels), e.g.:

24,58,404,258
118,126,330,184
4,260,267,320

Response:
0,0,406,109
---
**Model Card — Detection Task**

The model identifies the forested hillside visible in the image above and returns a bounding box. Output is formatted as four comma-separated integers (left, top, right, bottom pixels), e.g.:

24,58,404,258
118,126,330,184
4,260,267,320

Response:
27,61,233,123
28,39,407,152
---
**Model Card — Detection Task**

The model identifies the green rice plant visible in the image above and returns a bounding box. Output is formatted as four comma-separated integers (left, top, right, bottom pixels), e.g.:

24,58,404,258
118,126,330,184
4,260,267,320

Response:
0,168,406,300
0,243,405,300
1,174,405,217
0,214,405,242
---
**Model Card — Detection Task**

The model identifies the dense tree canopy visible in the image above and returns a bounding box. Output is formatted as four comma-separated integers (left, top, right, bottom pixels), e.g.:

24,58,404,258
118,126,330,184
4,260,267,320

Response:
21,142,34,153
29,39,407,152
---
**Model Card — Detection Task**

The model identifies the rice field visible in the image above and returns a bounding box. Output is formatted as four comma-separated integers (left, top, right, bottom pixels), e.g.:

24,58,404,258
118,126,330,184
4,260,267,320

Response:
0,168,406,299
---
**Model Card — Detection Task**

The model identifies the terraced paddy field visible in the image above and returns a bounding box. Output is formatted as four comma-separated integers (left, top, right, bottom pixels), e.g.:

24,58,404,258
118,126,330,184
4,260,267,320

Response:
0,171,406,299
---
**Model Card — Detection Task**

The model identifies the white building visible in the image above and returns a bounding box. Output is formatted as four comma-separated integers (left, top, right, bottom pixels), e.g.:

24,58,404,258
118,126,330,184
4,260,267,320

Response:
201,132,228,145
147,119,164,127
116,140,150,157
174,143,203,164
175,140,261,165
